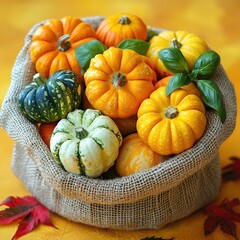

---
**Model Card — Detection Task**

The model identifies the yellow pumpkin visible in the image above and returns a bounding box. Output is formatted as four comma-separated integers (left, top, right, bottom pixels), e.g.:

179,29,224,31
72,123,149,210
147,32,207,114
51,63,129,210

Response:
155,76,201,98
147,31,209,77
115,133,167,176
96,13,147,47
84,47,155,119
137,86,207,155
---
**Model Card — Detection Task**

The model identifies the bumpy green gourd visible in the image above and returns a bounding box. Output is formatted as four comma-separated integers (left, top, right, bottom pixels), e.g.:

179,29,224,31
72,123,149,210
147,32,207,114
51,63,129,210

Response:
18,70,81,123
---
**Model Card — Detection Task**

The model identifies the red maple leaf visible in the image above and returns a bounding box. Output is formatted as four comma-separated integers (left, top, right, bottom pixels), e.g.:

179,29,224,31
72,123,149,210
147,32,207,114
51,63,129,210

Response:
0,196,57,239
222,156,240,181
204,198,240,239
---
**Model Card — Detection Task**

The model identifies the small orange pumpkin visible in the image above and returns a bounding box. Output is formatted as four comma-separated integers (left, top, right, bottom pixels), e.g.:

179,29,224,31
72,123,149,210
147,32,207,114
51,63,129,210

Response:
96,13,147,48
30,16,97,78
155,76,201,97
115,133,167,176
84,47,155,119
39,122,58,148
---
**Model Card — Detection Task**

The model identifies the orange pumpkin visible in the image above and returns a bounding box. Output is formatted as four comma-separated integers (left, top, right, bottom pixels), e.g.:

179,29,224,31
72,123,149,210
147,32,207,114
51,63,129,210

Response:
155,76,201,97
96,13,147,48
30,16,97,78
84,47,155,119
39,122,58,148
115,133,167,176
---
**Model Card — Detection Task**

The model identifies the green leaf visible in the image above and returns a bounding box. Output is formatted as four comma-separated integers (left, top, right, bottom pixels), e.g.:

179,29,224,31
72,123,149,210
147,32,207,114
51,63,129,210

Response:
166,73,191,96
192,50,220,79
75,40,107,74
158,48,190,74
147,28,158,41
197,80,226,123
117,39,150,55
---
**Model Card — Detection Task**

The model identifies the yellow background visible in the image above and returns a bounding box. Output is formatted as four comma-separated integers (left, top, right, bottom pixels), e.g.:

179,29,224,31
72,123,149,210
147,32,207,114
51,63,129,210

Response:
0,0,240,239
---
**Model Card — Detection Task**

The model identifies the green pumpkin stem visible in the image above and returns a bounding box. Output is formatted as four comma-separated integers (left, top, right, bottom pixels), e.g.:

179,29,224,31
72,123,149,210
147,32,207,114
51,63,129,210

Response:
57,34,71,51
76,127,88,140
164,106,179,119
112,72,127,89
170,38,182,49
118,15,131,25
33,73,47,86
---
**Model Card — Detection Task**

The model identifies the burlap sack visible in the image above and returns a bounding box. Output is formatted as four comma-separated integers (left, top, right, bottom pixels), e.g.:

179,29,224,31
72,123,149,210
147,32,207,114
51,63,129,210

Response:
0,16,237,230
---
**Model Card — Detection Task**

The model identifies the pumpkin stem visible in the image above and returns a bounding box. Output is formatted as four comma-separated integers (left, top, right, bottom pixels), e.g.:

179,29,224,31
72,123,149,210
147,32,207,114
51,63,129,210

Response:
57,34,71,51
170,38,182,49
112,72,127,89
75,127,88,140
164,106,179,119
118,15,131,25
33,73,47,86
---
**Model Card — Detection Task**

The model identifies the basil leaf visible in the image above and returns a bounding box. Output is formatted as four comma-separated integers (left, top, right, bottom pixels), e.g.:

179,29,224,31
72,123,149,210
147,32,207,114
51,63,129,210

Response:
147,28,158,41
117,39,150,55
75,40,107,74
166,73,191,96
197,80,226,123
192,50,220,79
158,48,190,74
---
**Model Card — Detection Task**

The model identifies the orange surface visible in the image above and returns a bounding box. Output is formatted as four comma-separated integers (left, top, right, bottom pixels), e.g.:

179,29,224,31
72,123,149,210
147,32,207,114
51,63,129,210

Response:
0,0,240,239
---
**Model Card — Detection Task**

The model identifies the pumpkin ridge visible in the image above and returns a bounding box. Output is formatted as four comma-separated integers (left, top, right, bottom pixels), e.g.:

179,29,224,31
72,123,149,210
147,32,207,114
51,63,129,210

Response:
45,80,64,120
29,89,45,122
178,110,206,139
176,117,197,141
45,19,64,40
35,86,51,122
75,141,86,176
30,41,57,63
61,17,81,35
36,51,58,77
170,120,186,153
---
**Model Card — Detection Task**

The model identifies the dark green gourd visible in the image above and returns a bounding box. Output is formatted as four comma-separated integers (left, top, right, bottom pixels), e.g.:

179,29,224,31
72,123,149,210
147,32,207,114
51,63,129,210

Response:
18,70,82,123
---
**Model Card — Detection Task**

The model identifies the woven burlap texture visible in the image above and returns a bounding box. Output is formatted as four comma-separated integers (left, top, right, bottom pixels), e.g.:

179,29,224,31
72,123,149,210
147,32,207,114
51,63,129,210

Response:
0,16,237,230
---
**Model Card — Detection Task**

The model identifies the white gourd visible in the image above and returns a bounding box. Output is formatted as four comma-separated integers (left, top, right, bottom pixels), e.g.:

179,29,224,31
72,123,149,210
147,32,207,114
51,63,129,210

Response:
50,109,123,178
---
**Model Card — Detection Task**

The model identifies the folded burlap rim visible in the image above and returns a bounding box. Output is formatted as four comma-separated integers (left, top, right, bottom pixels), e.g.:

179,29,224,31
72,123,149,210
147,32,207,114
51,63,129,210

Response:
0,16,237,205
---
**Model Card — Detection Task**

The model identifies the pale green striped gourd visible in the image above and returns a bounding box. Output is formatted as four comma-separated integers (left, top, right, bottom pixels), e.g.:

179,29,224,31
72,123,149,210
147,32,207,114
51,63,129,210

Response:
18,70,81,123
50,109,123,178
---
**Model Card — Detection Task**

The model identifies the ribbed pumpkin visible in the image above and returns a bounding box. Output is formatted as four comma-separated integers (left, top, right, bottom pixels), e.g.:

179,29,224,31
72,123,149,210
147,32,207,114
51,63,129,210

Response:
115,133,167,176
84,47,155,119
155,76,201,97
96,13,147,47
137,86,207,155
147,31,209,77
18,70,81,123
30,16,97,78
50,109,123,178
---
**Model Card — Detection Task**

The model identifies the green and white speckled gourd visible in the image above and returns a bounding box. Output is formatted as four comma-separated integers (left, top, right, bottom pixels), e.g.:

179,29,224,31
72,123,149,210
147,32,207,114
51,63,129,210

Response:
18,70,81,123
50,109,123,178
